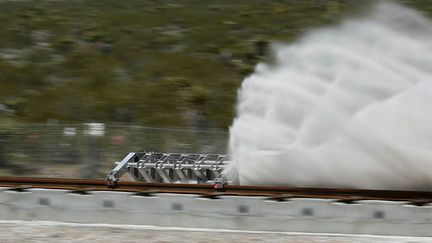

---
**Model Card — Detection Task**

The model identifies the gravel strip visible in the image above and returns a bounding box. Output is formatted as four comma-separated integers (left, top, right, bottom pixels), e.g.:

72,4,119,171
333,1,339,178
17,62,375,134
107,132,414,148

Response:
0,220,431,243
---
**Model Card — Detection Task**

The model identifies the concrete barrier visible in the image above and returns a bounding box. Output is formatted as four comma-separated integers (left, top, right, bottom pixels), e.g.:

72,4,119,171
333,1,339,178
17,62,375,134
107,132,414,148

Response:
0,187,431,236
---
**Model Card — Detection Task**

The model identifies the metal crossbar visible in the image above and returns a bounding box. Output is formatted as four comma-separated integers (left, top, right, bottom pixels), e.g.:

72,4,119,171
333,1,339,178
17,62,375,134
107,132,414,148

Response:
106,151,230,186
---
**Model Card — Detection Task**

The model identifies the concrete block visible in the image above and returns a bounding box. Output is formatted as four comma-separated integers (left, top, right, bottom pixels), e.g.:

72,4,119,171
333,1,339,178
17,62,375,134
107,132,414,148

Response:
0,187,432,236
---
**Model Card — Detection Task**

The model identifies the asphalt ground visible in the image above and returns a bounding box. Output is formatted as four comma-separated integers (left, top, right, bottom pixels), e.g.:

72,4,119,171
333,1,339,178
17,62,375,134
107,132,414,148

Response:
0,220,431,243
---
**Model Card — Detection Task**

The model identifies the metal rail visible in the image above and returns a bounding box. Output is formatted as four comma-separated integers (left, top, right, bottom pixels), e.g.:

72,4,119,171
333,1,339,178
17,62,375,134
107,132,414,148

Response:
1,177,432,204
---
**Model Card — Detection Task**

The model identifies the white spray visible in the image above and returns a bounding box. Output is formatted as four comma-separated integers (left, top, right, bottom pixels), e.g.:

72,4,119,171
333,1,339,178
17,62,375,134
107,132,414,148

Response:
229,2,432,190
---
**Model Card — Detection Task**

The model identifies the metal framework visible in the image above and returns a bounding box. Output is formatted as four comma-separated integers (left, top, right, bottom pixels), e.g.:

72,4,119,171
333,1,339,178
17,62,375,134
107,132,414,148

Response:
106,151,230,186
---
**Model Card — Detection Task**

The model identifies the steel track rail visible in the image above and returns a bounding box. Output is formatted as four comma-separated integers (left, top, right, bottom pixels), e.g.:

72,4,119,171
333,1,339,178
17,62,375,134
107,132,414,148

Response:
1,177,432,204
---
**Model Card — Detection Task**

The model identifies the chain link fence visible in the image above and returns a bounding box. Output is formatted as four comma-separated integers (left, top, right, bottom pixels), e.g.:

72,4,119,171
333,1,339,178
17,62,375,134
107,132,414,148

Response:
0,123,228,179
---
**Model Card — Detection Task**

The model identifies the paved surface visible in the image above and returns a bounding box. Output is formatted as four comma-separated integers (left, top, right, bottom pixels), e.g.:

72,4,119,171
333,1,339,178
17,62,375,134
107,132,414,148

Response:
0,220,431,243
